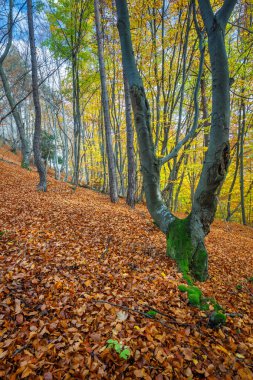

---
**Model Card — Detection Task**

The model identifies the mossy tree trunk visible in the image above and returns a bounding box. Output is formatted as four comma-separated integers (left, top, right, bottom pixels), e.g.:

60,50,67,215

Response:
116,0,236,282
166,216,208,282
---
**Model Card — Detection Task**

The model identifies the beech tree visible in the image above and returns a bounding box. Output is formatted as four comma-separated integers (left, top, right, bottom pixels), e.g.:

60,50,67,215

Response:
27,0,47,191
116,0,237,281
94,0,118,203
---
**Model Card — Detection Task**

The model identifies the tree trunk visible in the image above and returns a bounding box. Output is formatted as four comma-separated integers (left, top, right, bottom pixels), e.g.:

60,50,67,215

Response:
240,100,246,225
200,74,210,149
27,0,46,191
0,64,30,168
72,56,81,187
57,64,69,181
116,0,174,234
189,0,237,279
123,69,136,208
94,0,118,203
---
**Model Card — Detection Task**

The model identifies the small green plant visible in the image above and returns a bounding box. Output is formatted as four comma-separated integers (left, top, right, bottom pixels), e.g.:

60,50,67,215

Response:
248,277,253,283
106,339,131,360
145,310,157,317
0,231,4,238
236,283,242,291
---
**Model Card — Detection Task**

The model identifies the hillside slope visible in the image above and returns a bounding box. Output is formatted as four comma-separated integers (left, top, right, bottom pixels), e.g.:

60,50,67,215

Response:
0,149,252,379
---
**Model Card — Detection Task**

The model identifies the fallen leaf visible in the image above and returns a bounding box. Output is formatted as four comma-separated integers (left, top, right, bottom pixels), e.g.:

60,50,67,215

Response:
117,310,128,321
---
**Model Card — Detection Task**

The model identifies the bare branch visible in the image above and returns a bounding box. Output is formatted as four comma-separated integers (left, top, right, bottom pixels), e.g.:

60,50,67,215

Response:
160,16,205,166
0,0,13,64
216,0,237,29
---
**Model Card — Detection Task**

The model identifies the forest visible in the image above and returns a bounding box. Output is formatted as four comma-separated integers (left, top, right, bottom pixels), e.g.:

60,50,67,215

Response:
0,0,252,379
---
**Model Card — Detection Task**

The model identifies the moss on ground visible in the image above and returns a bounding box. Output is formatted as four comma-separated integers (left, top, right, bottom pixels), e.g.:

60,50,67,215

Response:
208,312,226,328
178,283,226,328
178,284,202,306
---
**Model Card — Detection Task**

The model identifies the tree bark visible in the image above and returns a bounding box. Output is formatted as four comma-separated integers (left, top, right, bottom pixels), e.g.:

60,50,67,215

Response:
123,69,136,208
240,100,246,225
72,56,82,187
200,74,210,149
27,0,47,191
94,0,118,203
57,64,69,181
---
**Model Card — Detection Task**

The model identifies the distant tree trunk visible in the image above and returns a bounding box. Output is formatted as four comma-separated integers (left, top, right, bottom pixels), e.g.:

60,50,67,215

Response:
116,0,236,281
0,65,30,167
57,64,69,181
226,129,240,221
0,0,30,168
71,55,82,187
123,69,136,208
27,0,47,191
94,0,118,203
240,99,246,225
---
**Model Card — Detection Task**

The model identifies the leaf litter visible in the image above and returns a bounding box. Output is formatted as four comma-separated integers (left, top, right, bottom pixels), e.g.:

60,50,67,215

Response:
0,148,252,379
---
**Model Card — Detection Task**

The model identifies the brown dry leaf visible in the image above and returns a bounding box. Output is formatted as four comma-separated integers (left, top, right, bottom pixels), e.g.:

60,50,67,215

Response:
16,314,24,324
134,369,148,378
185,367,193,378
116,310,128,321
43,372,53,380
182,347,193,361
15,299,22,314
0,349,8,359
90,333,101,342
21,367,34,378
238,368,253,380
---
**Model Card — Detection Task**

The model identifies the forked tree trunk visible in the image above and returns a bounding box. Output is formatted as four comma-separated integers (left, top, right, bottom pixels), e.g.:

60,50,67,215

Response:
27,0,47,191
116,0,236,282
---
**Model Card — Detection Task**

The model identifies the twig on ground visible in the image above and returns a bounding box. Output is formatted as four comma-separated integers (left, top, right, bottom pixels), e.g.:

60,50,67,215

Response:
92,299,191,329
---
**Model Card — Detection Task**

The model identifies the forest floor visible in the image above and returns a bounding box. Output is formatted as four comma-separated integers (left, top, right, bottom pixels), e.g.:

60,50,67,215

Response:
0,145,252,380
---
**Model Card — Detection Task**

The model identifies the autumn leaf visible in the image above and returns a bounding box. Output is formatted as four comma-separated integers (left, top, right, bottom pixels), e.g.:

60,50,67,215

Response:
116,311,128,321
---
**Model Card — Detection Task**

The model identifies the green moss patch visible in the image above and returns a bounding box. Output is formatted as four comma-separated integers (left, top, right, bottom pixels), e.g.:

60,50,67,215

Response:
178,284,226,327
208,312,226,328
178,284,202,306
166,216,208,282
167,217,192,280
21,161,30,170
